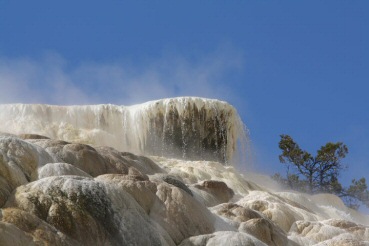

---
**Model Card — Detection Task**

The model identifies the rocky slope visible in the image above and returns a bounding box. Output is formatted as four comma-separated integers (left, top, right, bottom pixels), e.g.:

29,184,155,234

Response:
1,98,369,246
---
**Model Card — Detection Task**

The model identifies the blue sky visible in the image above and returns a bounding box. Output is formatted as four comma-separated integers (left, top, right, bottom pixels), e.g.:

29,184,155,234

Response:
0,1,368,186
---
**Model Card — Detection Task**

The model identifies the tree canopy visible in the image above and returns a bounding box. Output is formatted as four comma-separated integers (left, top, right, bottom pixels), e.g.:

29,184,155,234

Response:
273,134,369,209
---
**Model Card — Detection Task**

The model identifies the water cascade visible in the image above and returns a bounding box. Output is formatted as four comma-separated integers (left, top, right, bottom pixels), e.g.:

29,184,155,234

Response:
0,97,247,164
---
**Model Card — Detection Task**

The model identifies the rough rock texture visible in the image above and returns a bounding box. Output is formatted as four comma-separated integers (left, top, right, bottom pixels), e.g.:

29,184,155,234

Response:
150,173,193,196
96,174,158,214
0,137,54,207
152,182,215,244
27,140,112,177
0,208,79,245
18,134,50,140
0,176,12,208
237,191,318,232
289,219,369,245
96,173,215,245
1,133,369,246
150,157,262,195
212,203,263,224
95,146,164,175
211,203,290,246
239,218,288,246
27,139,163,178
35,163,92,179
193,180,234,206
4,176,167,246
0,137,54,188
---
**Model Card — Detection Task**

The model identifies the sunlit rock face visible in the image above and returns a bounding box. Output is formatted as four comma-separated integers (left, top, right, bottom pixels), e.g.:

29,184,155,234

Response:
1,98,369,246
211,203,290,246
0,136,54,207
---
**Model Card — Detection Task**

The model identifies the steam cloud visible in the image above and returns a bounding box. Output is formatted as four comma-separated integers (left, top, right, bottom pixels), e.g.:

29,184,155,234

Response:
0,47,243,106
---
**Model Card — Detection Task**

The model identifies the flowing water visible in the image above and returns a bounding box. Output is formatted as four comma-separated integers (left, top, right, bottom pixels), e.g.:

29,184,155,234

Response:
0,97,248,164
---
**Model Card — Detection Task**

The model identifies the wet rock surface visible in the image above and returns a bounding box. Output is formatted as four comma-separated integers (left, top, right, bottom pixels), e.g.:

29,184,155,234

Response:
150,173,193,196
193,180,234,206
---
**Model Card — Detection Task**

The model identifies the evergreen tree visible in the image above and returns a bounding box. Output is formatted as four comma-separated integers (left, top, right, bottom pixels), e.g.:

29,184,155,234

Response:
273,134,369,209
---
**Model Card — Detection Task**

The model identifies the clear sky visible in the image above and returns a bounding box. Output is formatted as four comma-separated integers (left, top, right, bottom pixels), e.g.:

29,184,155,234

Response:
0,1,368,186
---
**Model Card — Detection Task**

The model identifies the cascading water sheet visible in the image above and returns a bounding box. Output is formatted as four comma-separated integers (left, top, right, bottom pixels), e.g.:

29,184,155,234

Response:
0,97,248,164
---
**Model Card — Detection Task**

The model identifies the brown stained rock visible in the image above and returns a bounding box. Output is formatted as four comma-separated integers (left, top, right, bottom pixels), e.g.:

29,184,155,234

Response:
0,221,36,246
27,139,70,148
57,143,109,176
95,174,214,244
0,176,12,208
325,219,369,240
1,207,79,245
211,203,289,246
326,219,363,229
31,141,120,176
95,146,158,177
27,139,109,177
289,220,369,245
0,137,54,207
18,134,50,140
150,174,193,196
247,200,269,212
5,176,121,245
212,203,262,223
236,192,318,233
152,182,215,244
263,207,299,233
120,150,164,174
5,176,166,246
6,177,113,245
194,180,234,204
96,174,157,214
28,139,162,177
239,218,288,246
97,174,214,245
34,163,92,180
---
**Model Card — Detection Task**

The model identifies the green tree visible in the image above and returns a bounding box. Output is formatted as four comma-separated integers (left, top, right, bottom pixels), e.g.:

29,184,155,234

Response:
341,178,369,210
274,134,369,209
